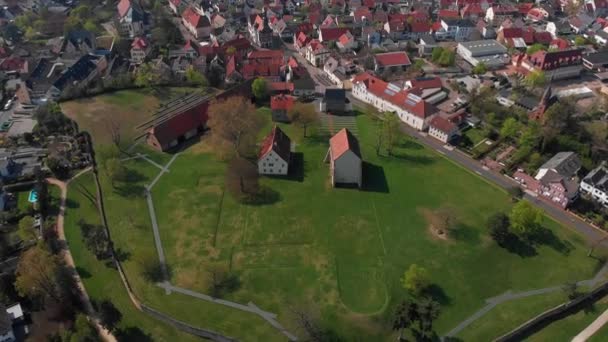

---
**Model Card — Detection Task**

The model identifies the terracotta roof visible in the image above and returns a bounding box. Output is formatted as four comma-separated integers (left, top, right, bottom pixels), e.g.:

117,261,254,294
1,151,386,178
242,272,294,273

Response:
182,6,210,28
0,57,26,72
226,55,236,77
438,9,459,19
430,116,457,133
527,49,583,70
330,128,361,161
534,31,552,44
411,22,431,33
248,49,284,61
131,37,148,49
241,62,281,78
320,27,350,41
518,3,534,14
268,82,294,92
117,0,131,18
374,52,411,67
259,125,291,161
307,39,326,53
550,38,570,49
270,94,295,111
338,33,352,46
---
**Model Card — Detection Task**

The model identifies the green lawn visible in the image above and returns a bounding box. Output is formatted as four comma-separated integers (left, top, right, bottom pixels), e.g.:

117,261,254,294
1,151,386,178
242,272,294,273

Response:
64,106,606,341
462,127,487,147
16,191,31,213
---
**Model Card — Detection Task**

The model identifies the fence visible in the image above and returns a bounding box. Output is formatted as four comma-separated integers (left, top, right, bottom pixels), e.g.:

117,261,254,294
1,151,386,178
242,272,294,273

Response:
494,281,608,342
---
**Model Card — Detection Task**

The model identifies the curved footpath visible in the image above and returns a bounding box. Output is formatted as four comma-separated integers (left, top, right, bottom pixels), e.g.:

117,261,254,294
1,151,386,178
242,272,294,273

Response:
47,176,117,342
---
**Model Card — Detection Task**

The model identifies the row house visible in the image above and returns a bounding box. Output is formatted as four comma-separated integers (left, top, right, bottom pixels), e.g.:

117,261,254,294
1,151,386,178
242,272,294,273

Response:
318,27,351,43
581,163,608,207
485,4,519,23
351,73,438,131
373,51,411,73
434,18,475,41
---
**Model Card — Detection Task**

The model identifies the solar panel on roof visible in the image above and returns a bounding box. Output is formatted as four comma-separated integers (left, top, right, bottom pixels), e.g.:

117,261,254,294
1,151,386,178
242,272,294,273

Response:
387,83,401,92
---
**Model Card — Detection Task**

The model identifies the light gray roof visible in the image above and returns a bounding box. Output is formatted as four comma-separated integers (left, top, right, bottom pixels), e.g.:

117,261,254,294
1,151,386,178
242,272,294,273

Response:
539,152,581,178
458,40,507,57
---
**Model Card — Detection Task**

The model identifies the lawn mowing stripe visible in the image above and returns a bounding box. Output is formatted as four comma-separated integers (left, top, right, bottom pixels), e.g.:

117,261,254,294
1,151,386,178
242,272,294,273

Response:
371,199,387,256
212,188,226,247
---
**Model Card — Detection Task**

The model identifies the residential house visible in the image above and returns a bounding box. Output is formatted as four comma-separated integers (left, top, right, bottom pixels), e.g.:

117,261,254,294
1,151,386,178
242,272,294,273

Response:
436,18,475,41
0,303,25,342
326,128,362,188
583,51,608,72
351,73,438,131
248,13,274,48
270,94,295,122
517,48,583,80
428,116,459,143
318,28,351,43
60,30,96,58
384,20,408,41
258,125,291,175
320,88,351,114
293,32,311,52
49,54,107,99
485,4,519,23
373,52,411,73
581,163,608,206
304,40,330,67
182,6,211,40
130,37,151,64
323,57,355,89
336,32,356,51
546,19,573,39
514,152,582,208
169,0,187,15
0,58,28,75
569,13,594,34
457,40,509,68
117,0,145,38
418,34,438,56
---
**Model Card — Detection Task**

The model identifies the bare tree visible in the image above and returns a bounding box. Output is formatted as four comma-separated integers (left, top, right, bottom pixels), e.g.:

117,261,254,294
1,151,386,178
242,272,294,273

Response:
288,102,319,138
207,97,262,158
288,305,327,342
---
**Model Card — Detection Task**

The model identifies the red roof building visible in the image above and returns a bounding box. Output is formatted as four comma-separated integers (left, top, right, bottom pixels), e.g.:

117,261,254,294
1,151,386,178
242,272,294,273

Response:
247,50,284,64
374,52,412,69
327,128,362,188
438,9,460,19
268,82,294,94
525,49,583,71
258,125,291,175
0,57,28,73
319,27,350,42
429,116,458,143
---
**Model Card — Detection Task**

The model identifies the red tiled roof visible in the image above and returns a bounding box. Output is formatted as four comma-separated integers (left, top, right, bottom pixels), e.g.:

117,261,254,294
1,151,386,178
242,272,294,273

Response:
550,38,570,49
270,94,295,111
182,6,209,28
438,9,459,19
248,49,284,62
411,22,431,33
131,37,148,49
534,32,552,44
374,52,411,67
307,39,326,53
259,125,291,161
330,128,361,161
502,27,523,38
268,82,294,92
241,62,282,78
117,0,131,18
518,3,534,14
354,8,373,21
320,27,350,41
226,55,236,77
0,57,26,72
363,0,376,8
338,33,352,46
461,4,484,16
430,116,457,133
527,49,583,70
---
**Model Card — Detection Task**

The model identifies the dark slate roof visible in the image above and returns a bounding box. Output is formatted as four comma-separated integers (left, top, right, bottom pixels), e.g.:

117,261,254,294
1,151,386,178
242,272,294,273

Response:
65,30,95,50
324,88,346,101
583,51,608,65
53,54,101,91
0,303,11,335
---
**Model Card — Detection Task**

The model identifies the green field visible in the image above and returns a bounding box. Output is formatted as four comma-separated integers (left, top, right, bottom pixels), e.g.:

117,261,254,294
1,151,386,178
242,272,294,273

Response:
62,98,607,340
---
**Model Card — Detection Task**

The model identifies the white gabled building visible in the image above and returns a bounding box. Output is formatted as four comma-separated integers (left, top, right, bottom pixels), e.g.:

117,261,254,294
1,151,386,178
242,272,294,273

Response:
581,163,608,207
325,128,362,188
351,73,438,131
258,126,291,175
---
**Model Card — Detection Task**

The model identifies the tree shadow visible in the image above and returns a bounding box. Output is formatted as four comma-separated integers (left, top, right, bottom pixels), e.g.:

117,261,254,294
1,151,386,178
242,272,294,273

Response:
529,227,573,256
75,266,91,279
115,248,131,262
449,224,480,244
398,138,424,150
113,184,146,198
499,234,538,258
65,198,80,209
243,186,281,206
361,162,389,193
115,327,153,342
424,284,451,306
125,169,147,183
386,152,435,165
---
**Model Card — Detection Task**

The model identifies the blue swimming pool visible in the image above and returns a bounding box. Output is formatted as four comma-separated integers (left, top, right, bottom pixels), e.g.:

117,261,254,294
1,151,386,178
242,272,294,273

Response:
28,190,38,203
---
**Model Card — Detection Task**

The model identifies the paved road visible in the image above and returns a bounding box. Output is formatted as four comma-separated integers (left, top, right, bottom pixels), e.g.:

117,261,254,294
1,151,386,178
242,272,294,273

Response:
47,175,118,342
345,90,608,246
573,307,608,342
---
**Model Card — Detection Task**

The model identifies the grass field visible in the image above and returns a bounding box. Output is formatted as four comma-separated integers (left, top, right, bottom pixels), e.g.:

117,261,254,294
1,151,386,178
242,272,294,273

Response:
62,98,607,340
61,87,201,145
528,300,608,341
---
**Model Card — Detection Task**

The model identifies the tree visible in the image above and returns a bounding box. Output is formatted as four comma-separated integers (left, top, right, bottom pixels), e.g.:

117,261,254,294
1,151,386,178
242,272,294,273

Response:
383,112,401,155
574,36,587,46
509,201,543,239
97,300,122,332
393,299,418,341
207,264,240,298
525,70,546,89
402,264,431,296
15,245,63,303
185,66,208,87
431,47,443,63
526,43,546,55
104,158,127,188
562,282,583,300
134,63,161,88
500,117,520,140
251,78,269,100
69,314,100,342
507,186,524,201
79,220,110,260
288,102,319,138
225,157,261,202
207,97,262,158
17,216,37,242
416,297,441,340
472,62,487,75
487,212,510,246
